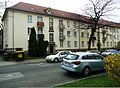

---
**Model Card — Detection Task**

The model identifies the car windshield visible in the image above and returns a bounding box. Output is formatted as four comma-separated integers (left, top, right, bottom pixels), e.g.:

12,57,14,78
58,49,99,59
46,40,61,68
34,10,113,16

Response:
64,54,79,60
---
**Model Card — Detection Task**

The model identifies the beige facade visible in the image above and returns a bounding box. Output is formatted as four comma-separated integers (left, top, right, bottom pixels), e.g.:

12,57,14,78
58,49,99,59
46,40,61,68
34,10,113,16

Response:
2,2,120,53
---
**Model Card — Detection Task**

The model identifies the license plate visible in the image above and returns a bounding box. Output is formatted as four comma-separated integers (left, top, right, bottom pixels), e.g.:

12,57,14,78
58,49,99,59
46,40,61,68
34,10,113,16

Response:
64,62,70,67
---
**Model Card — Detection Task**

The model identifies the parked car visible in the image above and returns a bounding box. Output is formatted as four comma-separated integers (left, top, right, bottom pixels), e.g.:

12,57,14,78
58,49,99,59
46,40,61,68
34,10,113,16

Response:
0,49,4,55
46,51,71,63
101,49,118,57
61,52,104,76
87,50,101,55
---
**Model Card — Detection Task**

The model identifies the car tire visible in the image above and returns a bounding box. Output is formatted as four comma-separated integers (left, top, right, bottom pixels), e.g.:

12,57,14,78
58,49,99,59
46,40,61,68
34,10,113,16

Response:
82,67,90,77
54,58,58,63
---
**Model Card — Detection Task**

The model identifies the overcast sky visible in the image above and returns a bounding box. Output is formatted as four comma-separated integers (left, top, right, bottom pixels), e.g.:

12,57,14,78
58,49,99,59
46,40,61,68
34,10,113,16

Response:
0,0,120,23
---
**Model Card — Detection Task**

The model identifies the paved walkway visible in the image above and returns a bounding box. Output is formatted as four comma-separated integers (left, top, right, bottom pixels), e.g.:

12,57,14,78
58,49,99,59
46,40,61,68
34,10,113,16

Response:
0,56,45,67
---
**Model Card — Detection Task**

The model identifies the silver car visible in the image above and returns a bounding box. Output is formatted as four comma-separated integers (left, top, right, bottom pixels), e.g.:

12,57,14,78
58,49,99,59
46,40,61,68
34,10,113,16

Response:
61,52,104,76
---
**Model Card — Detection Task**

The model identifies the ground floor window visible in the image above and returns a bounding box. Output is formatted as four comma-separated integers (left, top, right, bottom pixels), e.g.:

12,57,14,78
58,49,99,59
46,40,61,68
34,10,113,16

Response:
74,41,77,47
81,41,84,47
67,41,71,47
60,40,64,47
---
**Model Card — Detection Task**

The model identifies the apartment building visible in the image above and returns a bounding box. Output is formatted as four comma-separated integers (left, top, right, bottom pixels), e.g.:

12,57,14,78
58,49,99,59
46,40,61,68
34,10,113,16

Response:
2,2,120,53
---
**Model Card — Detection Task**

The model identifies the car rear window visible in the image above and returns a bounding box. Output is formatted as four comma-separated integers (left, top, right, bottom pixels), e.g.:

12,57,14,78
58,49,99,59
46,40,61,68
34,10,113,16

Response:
65,54,79,60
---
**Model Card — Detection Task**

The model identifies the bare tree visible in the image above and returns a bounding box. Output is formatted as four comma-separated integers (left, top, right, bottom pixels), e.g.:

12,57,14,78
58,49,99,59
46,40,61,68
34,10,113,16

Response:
84,0,117,50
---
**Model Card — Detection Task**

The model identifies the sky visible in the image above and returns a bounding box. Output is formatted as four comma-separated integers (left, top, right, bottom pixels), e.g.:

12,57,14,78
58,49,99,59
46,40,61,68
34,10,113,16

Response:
0,0,120,23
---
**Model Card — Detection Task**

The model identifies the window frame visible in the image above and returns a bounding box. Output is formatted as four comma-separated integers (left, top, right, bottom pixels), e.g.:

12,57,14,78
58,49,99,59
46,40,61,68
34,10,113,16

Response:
28,15,32,23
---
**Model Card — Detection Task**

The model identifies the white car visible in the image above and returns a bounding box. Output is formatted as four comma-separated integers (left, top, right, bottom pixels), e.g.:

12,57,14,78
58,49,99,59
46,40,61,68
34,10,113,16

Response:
101,49,118,57
46,51,71,62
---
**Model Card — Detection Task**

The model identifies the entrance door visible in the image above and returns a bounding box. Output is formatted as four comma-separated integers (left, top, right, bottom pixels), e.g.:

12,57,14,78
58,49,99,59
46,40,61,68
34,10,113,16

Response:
50,45,54,53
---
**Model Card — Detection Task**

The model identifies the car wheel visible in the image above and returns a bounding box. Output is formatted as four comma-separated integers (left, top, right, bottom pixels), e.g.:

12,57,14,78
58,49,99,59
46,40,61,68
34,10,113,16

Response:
82,67,90,77
54,58,58,63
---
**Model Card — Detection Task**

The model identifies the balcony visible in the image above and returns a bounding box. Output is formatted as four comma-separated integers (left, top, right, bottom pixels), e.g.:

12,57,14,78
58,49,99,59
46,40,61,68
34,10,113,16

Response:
59,35,65,40
59,24,65,29
37,22,44,27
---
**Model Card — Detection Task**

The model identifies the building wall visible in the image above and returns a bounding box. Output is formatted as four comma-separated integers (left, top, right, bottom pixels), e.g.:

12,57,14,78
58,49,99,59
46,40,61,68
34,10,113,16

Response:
3,9,120,52
3,10,80,51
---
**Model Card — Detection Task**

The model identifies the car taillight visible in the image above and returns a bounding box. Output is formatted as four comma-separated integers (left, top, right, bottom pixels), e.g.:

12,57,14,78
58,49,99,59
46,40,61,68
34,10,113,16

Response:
72,61,81,65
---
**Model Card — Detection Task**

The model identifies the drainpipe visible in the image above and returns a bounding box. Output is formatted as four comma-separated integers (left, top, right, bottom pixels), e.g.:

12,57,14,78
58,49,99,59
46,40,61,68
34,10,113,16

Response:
78,28,80,51
12,11,14,49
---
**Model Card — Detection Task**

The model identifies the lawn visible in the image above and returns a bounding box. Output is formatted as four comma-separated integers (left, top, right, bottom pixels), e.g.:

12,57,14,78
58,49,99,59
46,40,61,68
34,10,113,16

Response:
55,74,120,87
24,54,46,60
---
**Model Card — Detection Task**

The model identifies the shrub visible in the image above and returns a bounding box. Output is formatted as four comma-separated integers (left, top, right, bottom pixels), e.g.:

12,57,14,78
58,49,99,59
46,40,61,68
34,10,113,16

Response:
28,27,37,56
104,54,120,84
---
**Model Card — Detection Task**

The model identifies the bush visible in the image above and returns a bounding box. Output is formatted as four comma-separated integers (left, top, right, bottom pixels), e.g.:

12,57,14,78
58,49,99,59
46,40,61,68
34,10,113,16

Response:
28,27,37,56
104,54,120,84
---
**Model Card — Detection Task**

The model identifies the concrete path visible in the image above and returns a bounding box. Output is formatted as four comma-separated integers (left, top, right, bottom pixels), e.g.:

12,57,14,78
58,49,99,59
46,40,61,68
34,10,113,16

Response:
0,55,45,67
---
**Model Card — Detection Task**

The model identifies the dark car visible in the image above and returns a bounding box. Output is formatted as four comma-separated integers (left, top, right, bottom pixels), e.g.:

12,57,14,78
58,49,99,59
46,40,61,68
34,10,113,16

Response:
0,49,4,55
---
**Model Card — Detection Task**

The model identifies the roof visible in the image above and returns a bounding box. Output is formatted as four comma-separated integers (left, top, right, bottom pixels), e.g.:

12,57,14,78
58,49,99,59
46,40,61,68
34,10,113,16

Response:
2,2,120,28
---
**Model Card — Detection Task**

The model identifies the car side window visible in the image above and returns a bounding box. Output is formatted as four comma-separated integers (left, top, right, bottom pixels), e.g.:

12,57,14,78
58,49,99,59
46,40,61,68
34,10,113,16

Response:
60,52,65,55
93,55,103,60
82,55,94,60
82,55,88,60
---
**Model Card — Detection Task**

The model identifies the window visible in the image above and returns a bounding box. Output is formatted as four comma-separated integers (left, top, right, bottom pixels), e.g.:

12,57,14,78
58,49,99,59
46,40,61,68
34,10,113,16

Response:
81,32,84,38
37,16,43,22
117,35,119,39
110,35,112,39
67,31,70,37
74,31,77,37
28,15,32,22
49,33,54,42
67,41,71,47
92,41,95,46
114,35,116,39
82,55,94,60
28,27,32,35
59,20,63,25
87,33,89,38
59,29,64,37
67,21,70,27
74,41,77,47
110,42,112,46
38,27,43,34
114,42,116,46
49,18,53,32
65,54,79,60
82,41,84,47
87,41,89,46
107,42,109,46
74,22,76,28
60,40,64,47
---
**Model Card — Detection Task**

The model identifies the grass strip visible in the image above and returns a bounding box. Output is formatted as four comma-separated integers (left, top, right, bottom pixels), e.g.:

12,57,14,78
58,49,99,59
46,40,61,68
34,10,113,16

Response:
55,74,120,87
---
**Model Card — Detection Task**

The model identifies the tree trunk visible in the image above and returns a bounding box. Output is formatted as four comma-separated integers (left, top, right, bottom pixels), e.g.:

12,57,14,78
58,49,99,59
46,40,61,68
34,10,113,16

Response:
88,28,95,50
88,18,99,50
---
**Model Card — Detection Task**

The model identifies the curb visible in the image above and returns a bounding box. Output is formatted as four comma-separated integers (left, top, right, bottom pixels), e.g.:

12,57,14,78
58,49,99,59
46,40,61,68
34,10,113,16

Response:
0,59,46,67
0,62,17,67
23,59,45,64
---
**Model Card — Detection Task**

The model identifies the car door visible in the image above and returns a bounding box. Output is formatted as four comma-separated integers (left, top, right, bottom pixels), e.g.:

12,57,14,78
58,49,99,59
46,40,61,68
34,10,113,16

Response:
92,55,104,70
